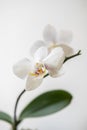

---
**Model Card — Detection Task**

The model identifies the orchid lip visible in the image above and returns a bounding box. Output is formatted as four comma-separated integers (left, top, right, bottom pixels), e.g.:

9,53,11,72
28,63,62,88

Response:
29,62,47,77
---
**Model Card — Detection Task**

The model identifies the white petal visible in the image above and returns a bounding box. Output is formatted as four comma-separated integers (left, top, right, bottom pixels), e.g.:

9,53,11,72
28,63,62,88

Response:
26,76,43,91
34,46,48,61
13,58,31,79
58,30,73,44
59,44,74,57
43,24,57,42
43,47,65,77
49,67,65,78
30,40,46,56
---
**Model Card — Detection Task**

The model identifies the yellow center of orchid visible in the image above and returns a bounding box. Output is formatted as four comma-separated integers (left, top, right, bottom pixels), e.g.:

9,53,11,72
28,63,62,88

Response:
30,63,46,77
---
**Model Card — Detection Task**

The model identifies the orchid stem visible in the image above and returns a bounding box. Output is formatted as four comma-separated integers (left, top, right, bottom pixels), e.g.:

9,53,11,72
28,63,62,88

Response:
64,50,81,63
13,89,26,130
44,50,81,78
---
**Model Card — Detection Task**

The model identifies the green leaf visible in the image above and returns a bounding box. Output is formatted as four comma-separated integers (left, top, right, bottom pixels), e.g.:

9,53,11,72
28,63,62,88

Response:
0,111,13,125
19,90,72,120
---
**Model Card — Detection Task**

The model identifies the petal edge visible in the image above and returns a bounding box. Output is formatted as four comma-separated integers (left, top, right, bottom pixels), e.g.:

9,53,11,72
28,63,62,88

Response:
13,58,30,79
26,76,43,91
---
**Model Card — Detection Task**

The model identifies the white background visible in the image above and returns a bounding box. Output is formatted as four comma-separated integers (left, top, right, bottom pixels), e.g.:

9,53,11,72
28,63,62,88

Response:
0,0,87,130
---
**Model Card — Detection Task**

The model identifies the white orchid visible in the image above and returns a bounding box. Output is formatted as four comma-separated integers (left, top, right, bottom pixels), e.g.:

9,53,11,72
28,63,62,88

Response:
13,46,65,91
30,24,74,57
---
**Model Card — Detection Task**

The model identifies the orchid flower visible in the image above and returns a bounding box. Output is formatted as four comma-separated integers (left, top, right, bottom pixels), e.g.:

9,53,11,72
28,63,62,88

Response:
13,46,65,91
30,24,74,57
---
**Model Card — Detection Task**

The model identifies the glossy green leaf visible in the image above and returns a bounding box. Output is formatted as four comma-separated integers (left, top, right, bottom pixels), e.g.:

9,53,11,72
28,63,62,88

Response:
19,90,72,120
0,111,13,125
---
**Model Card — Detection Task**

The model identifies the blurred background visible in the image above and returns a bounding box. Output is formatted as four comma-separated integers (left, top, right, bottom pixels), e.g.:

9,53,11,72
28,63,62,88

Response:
0,0,87,130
